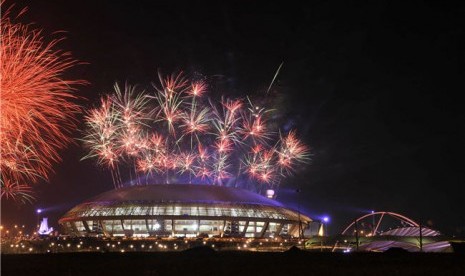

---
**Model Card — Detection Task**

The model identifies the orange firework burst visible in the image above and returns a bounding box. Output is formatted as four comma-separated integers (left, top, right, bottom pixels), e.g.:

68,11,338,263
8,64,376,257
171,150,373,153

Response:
0,4,86,202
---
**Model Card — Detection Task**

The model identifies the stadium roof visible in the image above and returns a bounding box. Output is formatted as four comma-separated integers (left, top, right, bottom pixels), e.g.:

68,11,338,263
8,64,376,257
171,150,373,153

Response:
83,184,286,208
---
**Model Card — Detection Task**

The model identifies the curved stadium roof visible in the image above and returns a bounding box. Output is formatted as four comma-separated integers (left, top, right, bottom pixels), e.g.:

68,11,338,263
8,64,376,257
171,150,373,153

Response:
59,184,311,224
82,184,286,207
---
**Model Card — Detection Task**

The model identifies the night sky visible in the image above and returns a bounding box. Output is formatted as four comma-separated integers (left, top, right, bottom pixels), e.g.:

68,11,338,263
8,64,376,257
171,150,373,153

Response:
2,0,464,236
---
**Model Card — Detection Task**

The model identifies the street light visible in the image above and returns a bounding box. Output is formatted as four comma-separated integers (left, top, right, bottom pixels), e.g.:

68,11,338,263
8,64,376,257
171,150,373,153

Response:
295,188,302,240
322,216,330,237
36,209,42,230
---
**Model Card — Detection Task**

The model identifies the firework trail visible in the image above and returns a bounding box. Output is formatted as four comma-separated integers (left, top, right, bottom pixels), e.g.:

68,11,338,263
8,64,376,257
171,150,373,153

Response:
0,4,86,202
82,72,310,193
0,179,35,204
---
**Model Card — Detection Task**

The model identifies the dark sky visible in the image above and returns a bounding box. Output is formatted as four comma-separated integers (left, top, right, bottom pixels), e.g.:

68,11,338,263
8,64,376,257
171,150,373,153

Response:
2,0,464,236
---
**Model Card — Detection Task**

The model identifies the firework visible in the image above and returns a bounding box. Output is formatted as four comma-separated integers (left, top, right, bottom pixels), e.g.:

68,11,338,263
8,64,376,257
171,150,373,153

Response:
180,105,210,138
0,4,85,202
0,179,35,204
240,98,272,144
83,72,309,192
82,96,121,168
188,80,207,97
277,130,310,174
81,84,152,187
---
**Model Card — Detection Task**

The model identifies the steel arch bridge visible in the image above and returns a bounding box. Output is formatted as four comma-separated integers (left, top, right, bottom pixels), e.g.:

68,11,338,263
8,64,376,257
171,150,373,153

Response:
305,211,452,252
332,211,451,252
341,211,419,236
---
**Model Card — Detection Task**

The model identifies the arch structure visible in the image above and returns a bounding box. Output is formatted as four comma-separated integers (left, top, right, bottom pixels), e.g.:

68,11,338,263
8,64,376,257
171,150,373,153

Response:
337,211,451,252
59,184,312,238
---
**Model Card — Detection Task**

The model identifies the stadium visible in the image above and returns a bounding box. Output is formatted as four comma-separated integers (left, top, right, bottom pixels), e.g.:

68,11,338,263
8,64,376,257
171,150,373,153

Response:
59,184,312,238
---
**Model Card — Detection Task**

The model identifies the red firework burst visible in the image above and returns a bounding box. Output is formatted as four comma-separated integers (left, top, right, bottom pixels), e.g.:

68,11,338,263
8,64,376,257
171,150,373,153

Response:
0,4,86,202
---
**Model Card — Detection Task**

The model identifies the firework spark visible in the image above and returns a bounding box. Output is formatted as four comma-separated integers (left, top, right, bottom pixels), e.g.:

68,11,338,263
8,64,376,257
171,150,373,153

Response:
277,130,310,174
0,179,35,204
83,72,309,192
0,4,85,202
188,80,207,97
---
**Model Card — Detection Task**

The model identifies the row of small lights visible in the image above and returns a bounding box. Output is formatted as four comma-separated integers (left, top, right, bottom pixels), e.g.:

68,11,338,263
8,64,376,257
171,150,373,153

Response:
4,237,302,253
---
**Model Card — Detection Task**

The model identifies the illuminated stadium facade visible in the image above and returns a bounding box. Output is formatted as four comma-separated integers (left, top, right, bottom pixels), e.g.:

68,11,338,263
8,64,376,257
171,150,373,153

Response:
59,184,311,238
